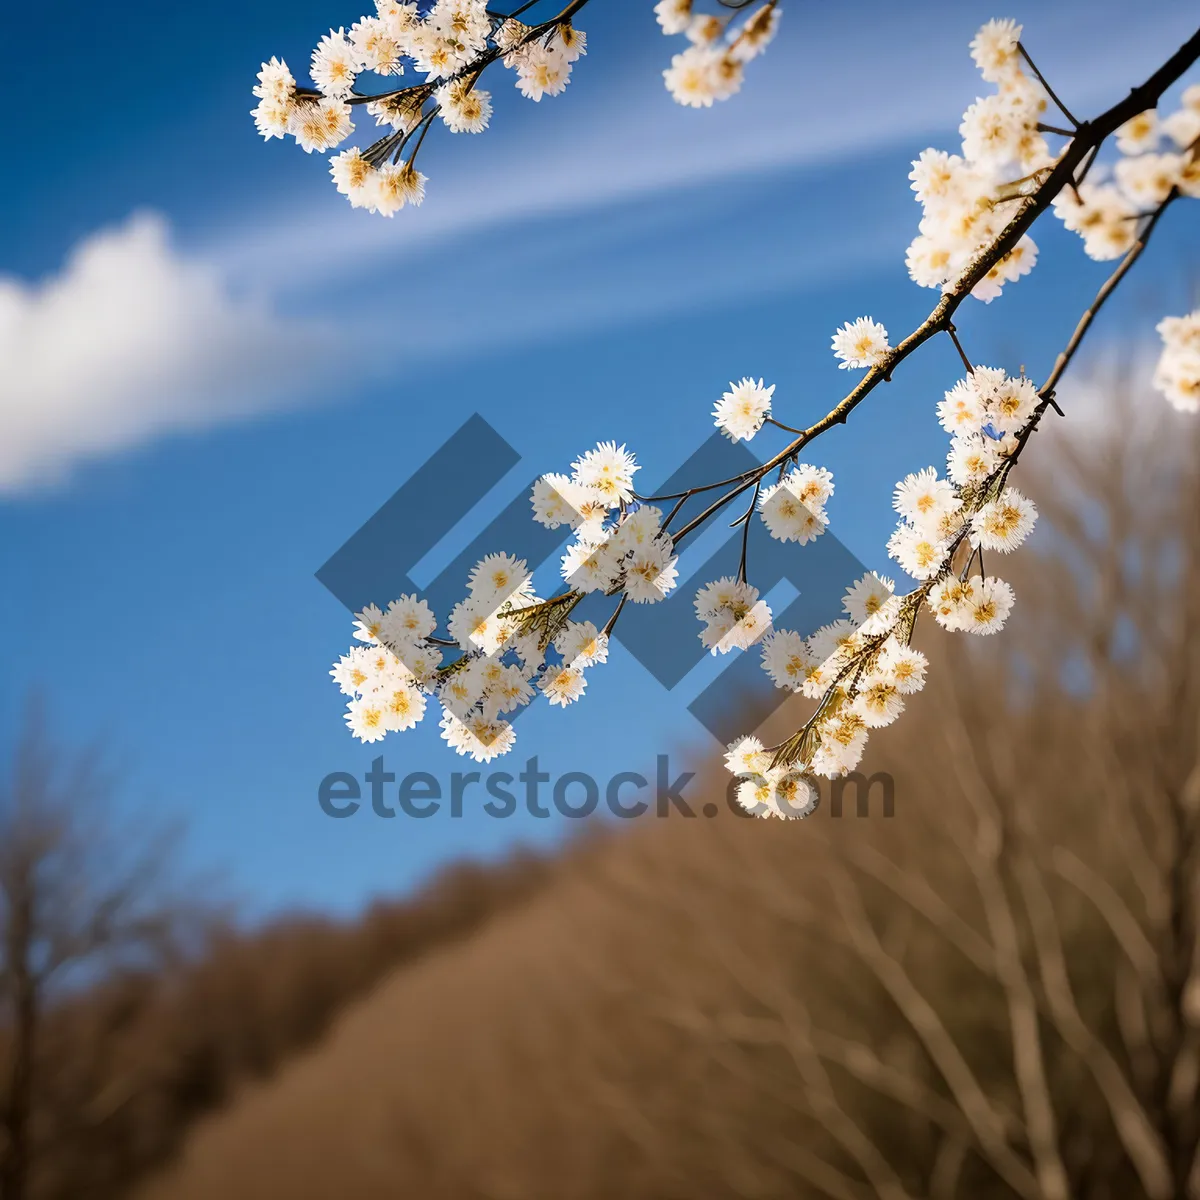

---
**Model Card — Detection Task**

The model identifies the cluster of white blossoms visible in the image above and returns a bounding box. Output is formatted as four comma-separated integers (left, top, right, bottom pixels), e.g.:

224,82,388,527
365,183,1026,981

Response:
1053,85,1200,260
332,552,611,761
252,1,586,214
904,20,1197,296
709,351,1043,810
533,443,681,603
758,465,834,545
723,736,820,819
905,19,1046,301
331,442,685,760
886,364,1039,620
696,578,773,654
728,569,928,816
331,595,438,744
709,376,836,545
1155,310,1200,413
655,0,780,108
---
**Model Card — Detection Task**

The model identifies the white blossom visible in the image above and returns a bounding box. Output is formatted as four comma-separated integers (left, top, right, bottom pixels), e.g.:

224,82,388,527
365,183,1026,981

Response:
850,674,905,728
730,4,780,62
971,235,1038,303
571,442,639,506
1115,152,1184,208
878,638,928,694
927,576,967,630
439,711,515,762
379,679,427,731
254,56,296,103
947,433,1000,486
252,58,297,139
687,14,724,44
1154,310,1200,412
758,469,832,544
289,98,354,153
1052,183,1139,261
468,553,531,605
696,578,772,654
759,629,814,690
382,594,437,644
310,28,361,99
623,537,680,603
724,734,771,777
810,713,869,778
540,665,587,706
515,44,572,101
329,148,379,209
655,0,693,36
969,18,1023,83
663,45,721,107
713,377,774,441
937,377,987,434
842,572,899,632
960,93,1025,167
531,473,582,529
887,523,949,581
610,504,664,553
1116,109,1160,155
736,768,818,819
831,317,890,369
554,24,587,62
970,488,1038,552
555,621,609,669
437,81,493,133
345,695,390,742
350,16,404,75
893,467,961,532
561,539,620,593
373,162,426,215
989,373,1040,433
960,575,1015,634
1162,104,1200,152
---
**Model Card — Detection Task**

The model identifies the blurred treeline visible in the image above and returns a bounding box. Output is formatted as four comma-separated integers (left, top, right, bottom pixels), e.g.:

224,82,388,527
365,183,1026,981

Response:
0,772,565,1200
8,383,1200,1200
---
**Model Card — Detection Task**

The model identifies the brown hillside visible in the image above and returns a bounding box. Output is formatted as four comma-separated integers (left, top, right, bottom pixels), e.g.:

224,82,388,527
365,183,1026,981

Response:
138,401,1200,1200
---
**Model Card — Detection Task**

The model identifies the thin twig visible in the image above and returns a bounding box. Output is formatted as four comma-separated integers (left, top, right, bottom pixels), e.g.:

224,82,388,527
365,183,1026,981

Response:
735,480,762,583
1018,41,1080,127
601,594,627,639
765,415,808,434
946,324,975,374
1040,193,1179,400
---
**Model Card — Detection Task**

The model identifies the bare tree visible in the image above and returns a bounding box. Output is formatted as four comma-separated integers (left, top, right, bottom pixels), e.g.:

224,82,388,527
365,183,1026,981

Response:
0,712,190,1200
656,382,1200,1199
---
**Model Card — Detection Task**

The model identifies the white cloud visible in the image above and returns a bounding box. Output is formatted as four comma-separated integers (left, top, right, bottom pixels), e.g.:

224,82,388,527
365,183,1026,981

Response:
5,0,1194,494
0,212,330,492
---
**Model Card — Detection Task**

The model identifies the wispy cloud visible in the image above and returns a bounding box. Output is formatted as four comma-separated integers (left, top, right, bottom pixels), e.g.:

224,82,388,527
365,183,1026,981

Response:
0,213,332,493
3,0,1194,492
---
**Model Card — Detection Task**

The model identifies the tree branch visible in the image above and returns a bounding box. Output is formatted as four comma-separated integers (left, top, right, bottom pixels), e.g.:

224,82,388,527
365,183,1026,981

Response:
669,26,1200,545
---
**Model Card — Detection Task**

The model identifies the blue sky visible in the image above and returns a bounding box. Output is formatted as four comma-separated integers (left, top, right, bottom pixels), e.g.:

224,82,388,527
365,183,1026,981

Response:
3,0,1197,919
